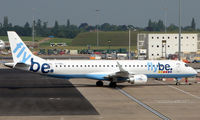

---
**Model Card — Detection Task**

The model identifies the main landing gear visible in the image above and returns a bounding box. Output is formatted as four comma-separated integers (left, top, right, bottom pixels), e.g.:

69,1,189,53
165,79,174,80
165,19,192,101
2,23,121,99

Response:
96,80,103,87
175,78,181,85
109,82,117,88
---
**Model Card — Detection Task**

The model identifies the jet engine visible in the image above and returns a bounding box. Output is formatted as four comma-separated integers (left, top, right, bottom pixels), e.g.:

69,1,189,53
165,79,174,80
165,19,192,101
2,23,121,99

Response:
127,74,147,84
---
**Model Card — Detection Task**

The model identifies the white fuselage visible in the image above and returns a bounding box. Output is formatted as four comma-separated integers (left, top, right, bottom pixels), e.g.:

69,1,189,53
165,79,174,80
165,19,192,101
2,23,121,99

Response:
37,60,197,81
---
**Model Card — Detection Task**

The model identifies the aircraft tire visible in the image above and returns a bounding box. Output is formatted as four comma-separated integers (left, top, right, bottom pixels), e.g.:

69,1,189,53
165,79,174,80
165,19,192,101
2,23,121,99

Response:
176,82,180,85
109,82,117,88
96,80,103,87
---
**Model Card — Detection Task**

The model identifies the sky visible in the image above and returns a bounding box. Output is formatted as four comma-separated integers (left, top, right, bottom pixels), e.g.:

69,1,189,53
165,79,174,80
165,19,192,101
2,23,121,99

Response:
0,0,200,28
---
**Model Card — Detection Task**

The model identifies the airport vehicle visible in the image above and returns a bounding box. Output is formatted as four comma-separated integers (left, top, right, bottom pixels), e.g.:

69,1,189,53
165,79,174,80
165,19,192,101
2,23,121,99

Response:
4,31,197,87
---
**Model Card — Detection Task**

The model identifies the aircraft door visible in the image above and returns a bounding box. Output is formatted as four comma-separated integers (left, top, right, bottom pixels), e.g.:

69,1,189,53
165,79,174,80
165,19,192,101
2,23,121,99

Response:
175,62,181,73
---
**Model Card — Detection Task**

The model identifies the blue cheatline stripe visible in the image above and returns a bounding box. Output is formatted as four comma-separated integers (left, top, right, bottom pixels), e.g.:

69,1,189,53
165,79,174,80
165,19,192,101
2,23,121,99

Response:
48,74,109,80
47,73,196,80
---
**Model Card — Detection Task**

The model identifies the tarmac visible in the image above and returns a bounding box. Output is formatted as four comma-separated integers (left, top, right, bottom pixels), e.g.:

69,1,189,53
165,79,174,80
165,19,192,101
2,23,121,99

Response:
0,68,199,120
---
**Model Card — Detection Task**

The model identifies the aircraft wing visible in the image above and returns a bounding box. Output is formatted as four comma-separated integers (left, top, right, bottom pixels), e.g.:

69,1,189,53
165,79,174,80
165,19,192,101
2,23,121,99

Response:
105,62,130,79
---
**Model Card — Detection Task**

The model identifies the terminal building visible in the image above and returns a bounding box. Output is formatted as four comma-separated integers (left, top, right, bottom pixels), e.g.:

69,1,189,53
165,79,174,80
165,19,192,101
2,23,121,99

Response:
137,33,200,59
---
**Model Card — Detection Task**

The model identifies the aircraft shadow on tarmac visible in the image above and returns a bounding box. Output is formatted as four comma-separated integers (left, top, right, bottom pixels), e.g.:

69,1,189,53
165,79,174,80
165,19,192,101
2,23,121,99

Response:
0,69,99,116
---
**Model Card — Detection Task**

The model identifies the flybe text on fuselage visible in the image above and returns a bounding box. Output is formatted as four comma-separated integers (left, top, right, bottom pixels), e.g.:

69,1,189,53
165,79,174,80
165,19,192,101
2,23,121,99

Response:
147,62,173,73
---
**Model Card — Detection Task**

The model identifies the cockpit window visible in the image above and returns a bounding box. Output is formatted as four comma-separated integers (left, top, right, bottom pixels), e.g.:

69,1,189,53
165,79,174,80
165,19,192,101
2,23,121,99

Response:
185,64,189,67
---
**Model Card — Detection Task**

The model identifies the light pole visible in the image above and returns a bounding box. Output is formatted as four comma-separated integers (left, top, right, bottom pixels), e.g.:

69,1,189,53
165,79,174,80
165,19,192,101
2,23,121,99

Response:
178,0,181,61
129,29,131,60
96,10,100,47
32,16,35,49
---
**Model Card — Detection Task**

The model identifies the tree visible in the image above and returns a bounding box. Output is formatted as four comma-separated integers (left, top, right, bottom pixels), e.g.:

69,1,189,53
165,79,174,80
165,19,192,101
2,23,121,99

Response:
51,20,59,36
191,18,196,30
23,22,31,36
157,20,164,31
147,19,153,31
67,19,70,27
3,16,9,28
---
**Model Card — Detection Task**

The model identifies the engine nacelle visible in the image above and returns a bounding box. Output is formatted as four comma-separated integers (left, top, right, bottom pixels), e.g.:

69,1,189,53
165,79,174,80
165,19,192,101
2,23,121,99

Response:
128,74,148,84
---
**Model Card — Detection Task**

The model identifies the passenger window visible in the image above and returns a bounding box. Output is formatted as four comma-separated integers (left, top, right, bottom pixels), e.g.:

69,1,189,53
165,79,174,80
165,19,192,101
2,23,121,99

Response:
107,65,109,67
92,65,94,67
133,65,135,67
72,65,74,67
76,65,78,67
111,65,114,67
141,65,143,67
85,65,87,67
137,65,139,67
60,65,62,67
103,65,105,67
99,65,101,67
125,65,127,67
80,65,82,67
88,65,90,67
56,65,58,67
95,65,97,67
64,65,66,67
68,65,70,67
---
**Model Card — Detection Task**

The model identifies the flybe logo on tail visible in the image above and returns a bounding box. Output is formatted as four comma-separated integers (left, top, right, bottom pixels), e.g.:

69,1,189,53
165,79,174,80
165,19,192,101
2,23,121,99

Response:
147,62,173,73
13,42,31,63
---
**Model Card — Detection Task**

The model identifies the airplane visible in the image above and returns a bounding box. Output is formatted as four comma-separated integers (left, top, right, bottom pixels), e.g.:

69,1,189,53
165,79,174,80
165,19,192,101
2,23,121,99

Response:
4,31,197,87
